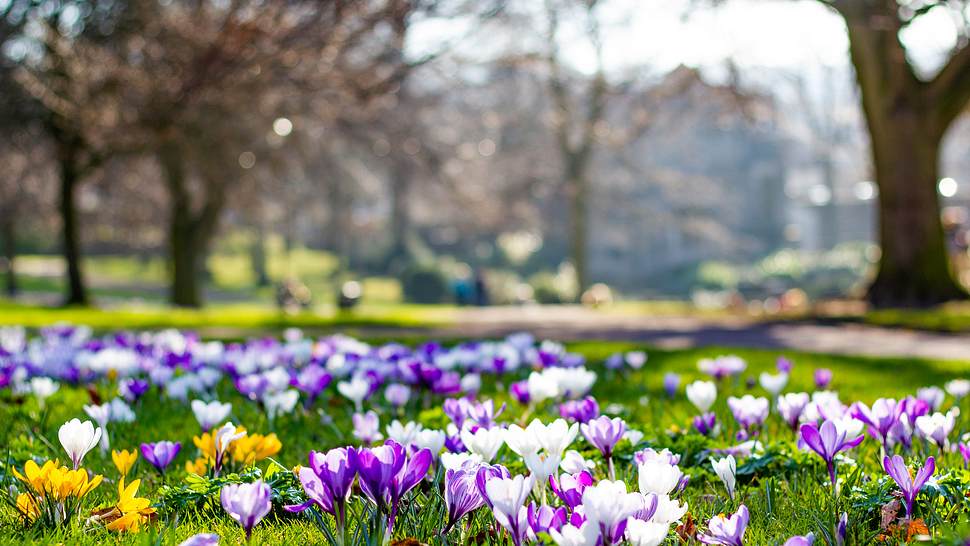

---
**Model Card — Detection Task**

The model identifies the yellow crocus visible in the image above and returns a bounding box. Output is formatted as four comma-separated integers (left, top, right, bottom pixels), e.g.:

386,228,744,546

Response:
105,479,155,532
233,433,282,464
112,449,138,478
12,459,59,494
185,457,209,475
192,431,218,460
15,493,38,522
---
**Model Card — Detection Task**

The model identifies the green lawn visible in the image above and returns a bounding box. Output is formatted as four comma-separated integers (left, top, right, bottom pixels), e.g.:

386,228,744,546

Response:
1,337,968,544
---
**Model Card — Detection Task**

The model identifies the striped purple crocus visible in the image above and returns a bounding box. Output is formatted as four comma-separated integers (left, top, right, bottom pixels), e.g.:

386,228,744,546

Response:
883,454,935,519
580,415,626,479
285,447,357,531
356,441,432,533
698,504,749,546
800,420,863,486
443,461,486,534
221,480,272,540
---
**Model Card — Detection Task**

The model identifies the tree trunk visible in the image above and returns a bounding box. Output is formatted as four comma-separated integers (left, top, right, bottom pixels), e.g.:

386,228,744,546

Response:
866,114,964,307
251,223,270,287
386,157,413,270
840,4,967,307
58,144,89,306
818,155,839,250
1,217,17,297
568,171,589,298
160,144,205,307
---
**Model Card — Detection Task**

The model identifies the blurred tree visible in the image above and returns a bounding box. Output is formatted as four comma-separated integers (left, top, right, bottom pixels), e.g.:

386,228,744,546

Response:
818,1,970,306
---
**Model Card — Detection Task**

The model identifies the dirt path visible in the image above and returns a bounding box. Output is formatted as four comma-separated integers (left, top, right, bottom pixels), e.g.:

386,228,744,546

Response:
351,306,970,362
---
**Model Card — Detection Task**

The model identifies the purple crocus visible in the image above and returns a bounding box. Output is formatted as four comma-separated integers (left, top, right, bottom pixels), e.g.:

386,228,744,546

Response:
800,420,864,486
384,384,411,408
959,442,970,468
475,463,511,510
883,455,935,519
549,470,593,509
580,415,626,479
851,398,900,451
694,412,718,437
783,534,814,546
356,441,432,532
443,462,486,534
778,393,810,431
776,356,793,374
221,480,272,540
699,504,749,546
509,380,530,405
814,368,832,390
119,378,150,402
140,441,181,475
285,447,358,531
663,372,680,397
527,502,567,536
559,397,599,423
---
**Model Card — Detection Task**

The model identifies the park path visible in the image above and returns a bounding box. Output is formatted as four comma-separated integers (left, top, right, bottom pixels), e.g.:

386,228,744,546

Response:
356,306,970,362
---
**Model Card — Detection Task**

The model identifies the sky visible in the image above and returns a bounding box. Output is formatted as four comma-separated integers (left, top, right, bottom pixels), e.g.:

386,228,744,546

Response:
410,0,962,79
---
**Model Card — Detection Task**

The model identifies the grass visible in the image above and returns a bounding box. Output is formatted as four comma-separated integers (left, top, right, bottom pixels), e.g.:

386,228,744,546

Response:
1,336,969,544
0,300,456,333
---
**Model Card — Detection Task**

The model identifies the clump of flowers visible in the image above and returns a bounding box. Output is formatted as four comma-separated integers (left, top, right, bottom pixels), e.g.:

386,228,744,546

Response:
88,478,156,532
186,423,282,476
12,459,103,527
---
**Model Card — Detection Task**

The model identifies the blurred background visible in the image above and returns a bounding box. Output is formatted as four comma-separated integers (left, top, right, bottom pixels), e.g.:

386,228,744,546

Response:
2,0,970,326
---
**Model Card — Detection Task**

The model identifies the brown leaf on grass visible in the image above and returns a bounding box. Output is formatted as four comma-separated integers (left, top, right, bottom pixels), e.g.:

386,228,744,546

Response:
906,519,930,542
880,499,900,530
676,513,697,543
390,539,428,546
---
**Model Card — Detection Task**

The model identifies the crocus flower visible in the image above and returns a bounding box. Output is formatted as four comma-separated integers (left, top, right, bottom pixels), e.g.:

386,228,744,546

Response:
698,355,746,380
357,441,432,532
686,381,717,412
836,513,847,546
286,447,357,530
475,463,512,510
712,455,737,500
443,462,486,534
560,449,597,474
850,398,900,450
778,392,810,430
178,534,220,546
776,356,793,373
140,441,181,475
800,420,864,486
509,380,531,404
352,411,383,444
916,386,944,410
883,455,935,519
758,372,788,397
485,474,535,546
581,479,643,545
527,502,567,537
945,379,970,399
337,375,370,411
263,390,299,421
221,480,272,540
549,521,599,546
460,425,505,462
191,399,232,432
728,395,769,433
783,534,814,546
698,504,749,546
959,442,970,468
663,373,680,397
693,412,718,437
214,422,246,475
813,368,832,389
637,460,683,496
112,448,138,478
83,403,112,452
550,470,593,509
59,418,103,470
915,409,957,450
580,415,626,479
626,519,670,546
559,397,599,423
384,384,410,407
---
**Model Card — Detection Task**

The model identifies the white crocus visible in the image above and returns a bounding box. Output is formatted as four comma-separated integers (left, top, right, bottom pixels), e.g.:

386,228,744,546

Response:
582,480,643,536
460,425,505,462
504,420,544,457
712,455,737,500
945,379,970,399
637,460,683,495
413,428,447,457
336,375,370,411
191,399,232,432
108,398,136,422
527,371,560,403
485,474,534,533
263,390,299,421
759,372,788,397
541,418,580,456
215,422,247,459
523,451,562,498
652,494,689,524
626,519,670,546
83,403,112,452
441,452,483,471
58,418,102,469
30,377,59,406
560,449,597,474
686,380,717,413
550,522,600,546
386,420,423,447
